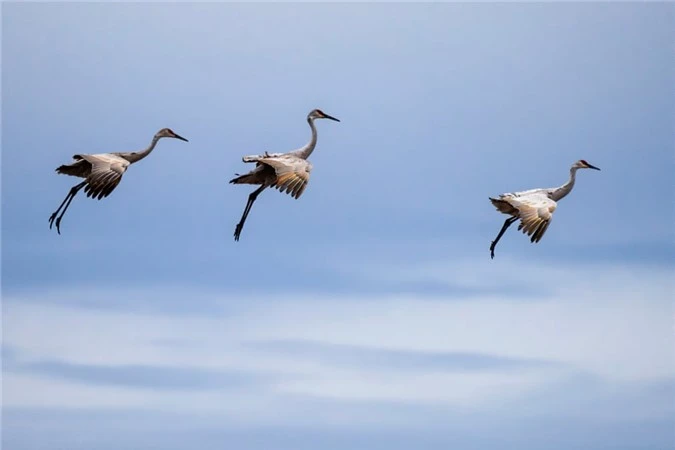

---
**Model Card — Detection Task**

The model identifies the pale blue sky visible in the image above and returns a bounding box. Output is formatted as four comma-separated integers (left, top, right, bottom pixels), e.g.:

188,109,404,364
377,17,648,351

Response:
2,3,674,450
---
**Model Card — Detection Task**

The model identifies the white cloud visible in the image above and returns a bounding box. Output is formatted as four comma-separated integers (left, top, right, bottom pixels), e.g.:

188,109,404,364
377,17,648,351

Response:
2,258,673,425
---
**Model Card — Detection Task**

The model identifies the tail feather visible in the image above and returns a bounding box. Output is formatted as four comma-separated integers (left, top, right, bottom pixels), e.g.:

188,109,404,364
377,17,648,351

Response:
489,197,517,215
56,159,89,177
230,163,274,185
230,172,259,184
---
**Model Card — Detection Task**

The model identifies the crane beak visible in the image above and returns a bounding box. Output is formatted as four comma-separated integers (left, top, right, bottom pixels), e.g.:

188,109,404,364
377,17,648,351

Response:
173,133,189,142
322,113,340,122
586,163,600,170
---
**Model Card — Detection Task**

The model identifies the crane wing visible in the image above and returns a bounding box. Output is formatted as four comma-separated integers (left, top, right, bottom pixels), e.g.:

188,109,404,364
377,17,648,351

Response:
509,194,557,243
78,154,130,200
259,156,312,199
242,152,284,162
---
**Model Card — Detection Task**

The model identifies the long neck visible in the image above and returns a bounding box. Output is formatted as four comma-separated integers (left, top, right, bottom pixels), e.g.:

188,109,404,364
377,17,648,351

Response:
294,118,318,160
550,167,578,201
124,135,161,164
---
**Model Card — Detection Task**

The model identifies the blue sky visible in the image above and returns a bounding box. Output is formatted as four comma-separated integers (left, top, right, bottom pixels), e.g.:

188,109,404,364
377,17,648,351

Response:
2,3,674,450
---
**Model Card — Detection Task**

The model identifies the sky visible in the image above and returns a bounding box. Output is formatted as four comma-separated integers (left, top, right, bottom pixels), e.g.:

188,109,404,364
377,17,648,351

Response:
2,3,674,450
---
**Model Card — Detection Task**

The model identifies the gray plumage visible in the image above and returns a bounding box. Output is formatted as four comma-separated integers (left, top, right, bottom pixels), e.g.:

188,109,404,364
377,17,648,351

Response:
489,159,601,259
48,127,188,234
230,109,339,241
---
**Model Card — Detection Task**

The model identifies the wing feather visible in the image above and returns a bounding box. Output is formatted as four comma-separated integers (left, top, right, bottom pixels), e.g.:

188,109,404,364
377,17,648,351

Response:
508,194,557,243
259,156,312,199
79,154,130,200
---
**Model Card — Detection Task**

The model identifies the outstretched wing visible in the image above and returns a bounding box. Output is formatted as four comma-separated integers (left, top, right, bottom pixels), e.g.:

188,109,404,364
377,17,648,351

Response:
259,156,312,199
78,153,130,200
509,194,557,243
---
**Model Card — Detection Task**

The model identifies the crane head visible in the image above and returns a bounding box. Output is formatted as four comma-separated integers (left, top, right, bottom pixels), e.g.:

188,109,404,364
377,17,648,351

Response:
574,160,600,171
156,128,189,142
308,109,340,122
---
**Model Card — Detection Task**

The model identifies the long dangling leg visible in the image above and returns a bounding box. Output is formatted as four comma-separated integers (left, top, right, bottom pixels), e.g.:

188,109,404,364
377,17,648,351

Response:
490,216,518,259
234,185,267,241
49,181,87,235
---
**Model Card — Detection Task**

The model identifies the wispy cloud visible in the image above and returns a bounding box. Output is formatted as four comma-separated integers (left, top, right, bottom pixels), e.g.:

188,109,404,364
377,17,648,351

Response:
3,258,672,419
4,350,273,391
246,339,563,371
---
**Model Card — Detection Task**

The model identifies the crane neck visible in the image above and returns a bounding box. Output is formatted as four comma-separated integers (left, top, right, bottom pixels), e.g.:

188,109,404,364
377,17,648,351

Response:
293,117,318,160
550,166,578,201
123,135,161,164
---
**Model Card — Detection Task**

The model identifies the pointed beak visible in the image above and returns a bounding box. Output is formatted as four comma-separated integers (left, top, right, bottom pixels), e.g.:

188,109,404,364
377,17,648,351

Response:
173,133,189,142
586,163,600,171
322,113,340,122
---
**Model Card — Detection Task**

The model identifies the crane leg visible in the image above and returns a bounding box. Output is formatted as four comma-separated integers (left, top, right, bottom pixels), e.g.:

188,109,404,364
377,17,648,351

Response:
49,181,87,235
234,185,266,241
490,216,518,259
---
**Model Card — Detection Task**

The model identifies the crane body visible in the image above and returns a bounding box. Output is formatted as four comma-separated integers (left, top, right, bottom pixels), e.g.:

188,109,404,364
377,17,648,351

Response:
230,109,339,241
48,128,188,234
489,160,600,259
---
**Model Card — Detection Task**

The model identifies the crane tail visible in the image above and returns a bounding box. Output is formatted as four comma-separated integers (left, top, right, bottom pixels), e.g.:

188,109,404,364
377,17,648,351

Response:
229,172,260,184
56,159,90,177
490,197,517,215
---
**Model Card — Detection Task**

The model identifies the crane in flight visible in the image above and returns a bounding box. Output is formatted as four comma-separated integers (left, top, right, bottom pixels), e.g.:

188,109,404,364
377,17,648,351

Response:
488,159,600,259
230,108,339,241
48,127,188,234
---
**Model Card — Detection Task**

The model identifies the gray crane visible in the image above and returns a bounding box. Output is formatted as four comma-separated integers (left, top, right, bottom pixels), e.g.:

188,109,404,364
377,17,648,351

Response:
48,127,188,234
489,159,600,259
230,109,339,241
